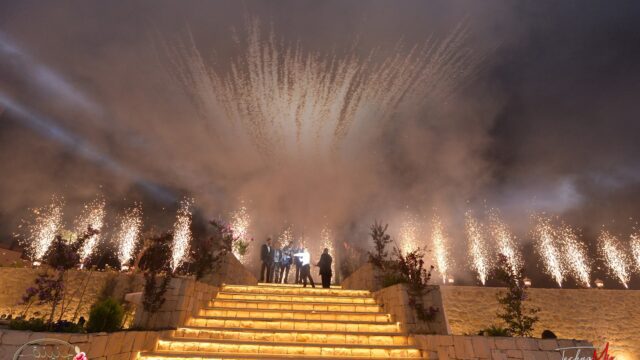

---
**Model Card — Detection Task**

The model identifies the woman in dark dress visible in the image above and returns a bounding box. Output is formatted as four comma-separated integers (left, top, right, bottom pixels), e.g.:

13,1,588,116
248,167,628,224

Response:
317,248,333,288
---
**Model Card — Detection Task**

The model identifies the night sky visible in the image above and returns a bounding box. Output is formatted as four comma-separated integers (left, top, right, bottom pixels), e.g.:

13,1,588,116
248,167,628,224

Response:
1,1,640,287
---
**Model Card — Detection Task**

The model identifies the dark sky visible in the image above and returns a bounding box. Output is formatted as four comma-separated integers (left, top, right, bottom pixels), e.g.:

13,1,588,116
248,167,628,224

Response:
1,1,640,287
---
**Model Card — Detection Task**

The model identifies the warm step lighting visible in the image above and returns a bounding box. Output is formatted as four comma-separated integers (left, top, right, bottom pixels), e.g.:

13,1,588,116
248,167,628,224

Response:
154,339,423,358
144,283,422,359
174,328,414,346
198,309,389,322
187,317,400,333
222,284,370,297
217,292,377,304
209,299,381,312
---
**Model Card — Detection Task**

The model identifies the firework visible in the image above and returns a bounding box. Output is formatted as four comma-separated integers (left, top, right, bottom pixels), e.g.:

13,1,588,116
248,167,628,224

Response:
116,205,142,269
398,213,421,255
431,215,451,284
318,225,336,281
170,198,193,272
465,212,491,285
230,203,251,263
26,197,64,263
278,226,294,247
631,232,640,273
598,230,631,288
75,198,106,265
169,19,482,160
488,210,522,278
533,215,565,287
558,224,591,288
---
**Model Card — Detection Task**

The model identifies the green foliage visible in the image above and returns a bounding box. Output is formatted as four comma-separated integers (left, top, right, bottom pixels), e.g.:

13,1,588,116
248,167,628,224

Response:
368,222,392,269
9,318,84,333
86,298,125,333
478,324,511,337
493,254,540,337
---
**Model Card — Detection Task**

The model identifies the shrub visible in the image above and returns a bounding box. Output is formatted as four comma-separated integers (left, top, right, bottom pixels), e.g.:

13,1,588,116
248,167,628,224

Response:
86,298,125,333
478,325,511,337
9,317,48,332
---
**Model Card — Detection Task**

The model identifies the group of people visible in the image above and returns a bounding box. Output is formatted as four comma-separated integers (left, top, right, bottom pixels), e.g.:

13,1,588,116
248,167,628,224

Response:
259,237,333,288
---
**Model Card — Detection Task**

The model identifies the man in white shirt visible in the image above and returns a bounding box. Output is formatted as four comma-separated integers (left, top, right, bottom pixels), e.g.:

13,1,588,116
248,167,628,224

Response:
293,247,315,288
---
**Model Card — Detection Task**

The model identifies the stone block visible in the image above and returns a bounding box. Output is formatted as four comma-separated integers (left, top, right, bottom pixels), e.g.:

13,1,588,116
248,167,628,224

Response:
120,330,136,353
435,335,454,346
105,332,125,356
471,336,491,358
538,339,558,351
132,331,146,351
495,337,517,350
516,338,538,351
506,349,524,358
87,334,109,358
2,330,31,345
491,349,509,360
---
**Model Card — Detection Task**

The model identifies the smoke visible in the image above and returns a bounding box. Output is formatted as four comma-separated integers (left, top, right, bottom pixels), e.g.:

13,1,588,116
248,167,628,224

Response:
1,1,640,287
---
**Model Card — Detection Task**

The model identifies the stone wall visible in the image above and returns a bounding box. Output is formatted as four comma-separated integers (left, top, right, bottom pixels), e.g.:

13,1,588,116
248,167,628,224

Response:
133,276,219,330
198,252,258,287
0,267,144,321
440,286,640,360
373,284,449,335
0,328,169,360
340,262,381,291
413,335,592,360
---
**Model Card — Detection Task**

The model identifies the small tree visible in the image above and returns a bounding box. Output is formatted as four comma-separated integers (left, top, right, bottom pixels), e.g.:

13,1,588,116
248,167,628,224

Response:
368,222,392,269
493,254,540,337
138,233,172,314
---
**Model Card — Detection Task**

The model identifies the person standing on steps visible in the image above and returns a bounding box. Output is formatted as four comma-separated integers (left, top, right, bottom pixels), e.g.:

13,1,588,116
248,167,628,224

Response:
260,237,273,283
317,248,333,288
280,242,292,283
293,247,315,288
293,242,302,284
271,241,282,283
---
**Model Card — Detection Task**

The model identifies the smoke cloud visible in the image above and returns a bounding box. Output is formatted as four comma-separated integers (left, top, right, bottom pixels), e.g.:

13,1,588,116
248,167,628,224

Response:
1,1,639,286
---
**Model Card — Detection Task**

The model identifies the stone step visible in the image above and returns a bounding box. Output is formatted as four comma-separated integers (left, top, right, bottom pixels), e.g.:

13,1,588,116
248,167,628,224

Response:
140,352,423,359
153,338,423,358
217,291,377,304
198,308,390,322
209,299,381,313
174,327,415,346
222,284,370,297
187,317,400,332
258,282,342,288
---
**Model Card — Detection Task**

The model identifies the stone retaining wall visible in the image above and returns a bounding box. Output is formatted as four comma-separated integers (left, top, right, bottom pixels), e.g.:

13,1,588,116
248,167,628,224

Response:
373,283,449,335
0,328,169,360
440,286,639,360
0,267,143,321
413,335,593,360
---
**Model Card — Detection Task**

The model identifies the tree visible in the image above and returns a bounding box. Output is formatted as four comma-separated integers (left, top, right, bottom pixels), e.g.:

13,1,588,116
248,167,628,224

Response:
368,222,392,269
494,254,540,337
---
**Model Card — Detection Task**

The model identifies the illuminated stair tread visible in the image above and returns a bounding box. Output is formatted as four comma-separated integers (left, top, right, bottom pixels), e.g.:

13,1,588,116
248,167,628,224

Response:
217,291,376,304
174,328,414,345
141,352,422,359
257,282,343,288
140,283,423,359
154,338,422,357
186,317,399,332
222,285,369,297
209,299,381,312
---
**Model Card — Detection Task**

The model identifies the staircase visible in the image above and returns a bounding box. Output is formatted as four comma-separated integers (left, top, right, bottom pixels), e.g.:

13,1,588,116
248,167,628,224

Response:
139,283,423,359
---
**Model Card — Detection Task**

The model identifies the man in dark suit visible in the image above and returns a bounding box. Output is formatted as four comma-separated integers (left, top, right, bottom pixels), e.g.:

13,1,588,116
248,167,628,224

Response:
317,248,333,288
260,237,272,282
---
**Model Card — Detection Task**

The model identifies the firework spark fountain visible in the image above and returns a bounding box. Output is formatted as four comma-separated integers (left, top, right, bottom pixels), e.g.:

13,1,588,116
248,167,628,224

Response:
230,203,251,263
533,215,565,287
431,215,451,284
116,205,142,270
318,225,336,281
168,19,482,160
170,198,193,272
598,230,631,288
465,212,491,285
558,224,591,288
278,226,294,247
631,232,640,272
488,210,522,278
75,198,106,266
26,197,64,263
398,213,421,255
